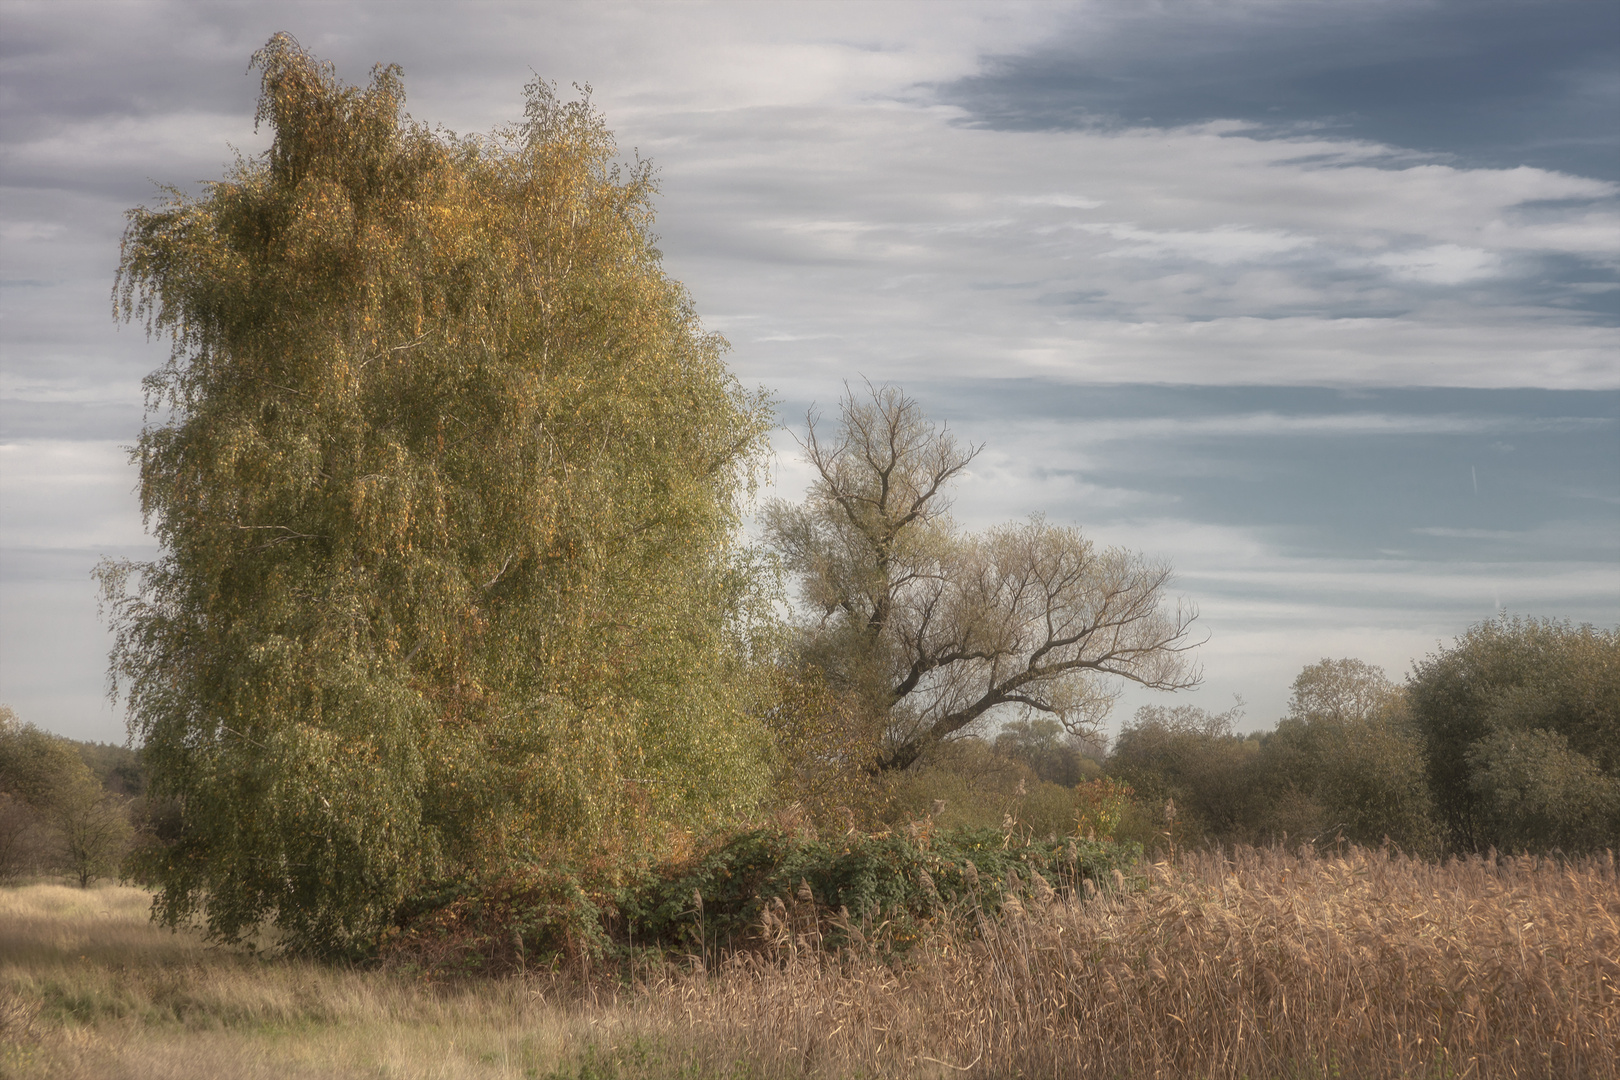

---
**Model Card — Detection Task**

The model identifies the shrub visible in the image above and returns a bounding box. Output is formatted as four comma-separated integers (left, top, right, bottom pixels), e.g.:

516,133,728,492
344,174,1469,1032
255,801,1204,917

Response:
383,827,1141,977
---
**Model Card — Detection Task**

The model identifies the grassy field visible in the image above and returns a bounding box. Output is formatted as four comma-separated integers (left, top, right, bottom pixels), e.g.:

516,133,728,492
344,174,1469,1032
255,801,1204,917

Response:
3,844,1616,1079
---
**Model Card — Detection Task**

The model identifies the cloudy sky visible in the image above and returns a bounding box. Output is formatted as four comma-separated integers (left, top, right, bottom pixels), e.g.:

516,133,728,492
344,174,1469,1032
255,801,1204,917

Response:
2,0,1616,743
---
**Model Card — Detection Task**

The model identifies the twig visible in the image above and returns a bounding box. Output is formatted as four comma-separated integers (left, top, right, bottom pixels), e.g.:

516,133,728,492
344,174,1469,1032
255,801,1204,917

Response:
916,1053,983,1072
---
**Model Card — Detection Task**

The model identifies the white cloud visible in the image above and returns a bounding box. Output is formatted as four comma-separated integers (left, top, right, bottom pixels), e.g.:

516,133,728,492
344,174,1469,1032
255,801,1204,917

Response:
1369,244,1501,285
1004,193,1104,210
975,412,1612,454
0,441,145,550
635,104,1618,388
1081,222,1315,265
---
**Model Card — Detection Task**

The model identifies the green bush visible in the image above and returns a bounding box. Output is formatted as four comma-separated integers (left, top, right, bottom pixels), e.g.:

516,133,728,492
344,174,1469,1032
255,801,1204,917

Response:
1407,616,1619,854
884,737,1109,839
386,827,1141,976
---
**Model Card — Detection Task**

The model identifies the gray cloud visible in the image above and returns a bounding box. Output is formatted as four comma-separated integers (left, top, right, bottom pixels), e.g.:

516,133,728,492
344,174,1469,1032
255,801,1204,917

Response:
942,0,1620,181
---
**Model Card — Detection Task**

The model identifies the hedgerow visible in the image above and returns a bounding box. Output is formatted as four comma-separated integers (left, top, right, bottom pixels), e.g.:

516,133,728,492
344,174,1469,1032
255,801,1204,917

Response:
381,827,1141,977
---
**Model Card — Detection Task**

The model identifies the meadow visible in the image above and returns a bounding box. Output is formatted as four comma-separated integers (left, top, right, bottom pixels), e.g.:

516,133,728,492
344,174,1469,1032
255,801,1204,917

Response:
3,843,1615,1079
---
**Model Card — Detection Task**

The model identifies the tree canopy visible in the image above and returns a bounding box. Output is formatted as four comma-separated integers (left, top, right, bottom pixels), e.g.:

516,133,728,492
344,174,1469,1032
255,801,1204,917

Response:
1406,615,1619,854
100,35,773,952
1261,660,1439,854
765,384,1200,774
0,707,133,886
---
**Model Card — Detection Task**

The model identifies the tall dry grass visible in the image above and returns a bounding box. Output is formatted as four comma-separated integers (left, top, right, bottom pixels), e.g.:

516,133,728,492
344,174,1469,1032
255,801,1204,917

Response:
642,843,1620,1078
3,844,1616,1078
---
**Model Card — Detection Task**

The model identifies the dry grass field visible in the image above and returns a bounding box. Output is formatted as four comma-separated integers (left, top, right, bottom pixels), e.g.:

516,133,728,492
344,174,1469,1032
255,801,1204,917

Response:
3,844,1616,1079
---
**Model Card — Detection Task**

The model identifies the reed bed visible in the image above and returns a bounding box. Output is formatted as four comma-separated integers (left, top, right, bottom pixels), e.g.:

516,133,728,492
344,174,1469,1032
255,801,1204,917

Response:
641,843,1620,1078
3,844,1616,1078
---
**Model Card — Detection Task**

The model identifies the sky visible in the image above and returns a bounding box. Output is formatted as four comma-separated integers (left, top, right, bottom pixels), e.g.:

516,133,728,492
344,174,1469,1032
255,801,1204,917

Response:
2,0,1616,744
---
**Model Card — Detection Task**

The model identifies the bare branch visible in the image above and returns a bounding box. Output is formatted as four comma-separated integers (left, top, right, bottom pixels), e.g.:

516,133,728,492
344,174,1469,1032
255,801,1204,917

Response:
767,383,1203,775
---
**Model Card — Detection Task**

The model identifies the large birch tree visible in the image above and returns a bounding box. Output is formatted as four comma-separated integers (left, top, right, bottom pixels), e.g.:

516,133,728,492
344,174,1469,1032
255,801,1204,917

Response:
100,36,773,952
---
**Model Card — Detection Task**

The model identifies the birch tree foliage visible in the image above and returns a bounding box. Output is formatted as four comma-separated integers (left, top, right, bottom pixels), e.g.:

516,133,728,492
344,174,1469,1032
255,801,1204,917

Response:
99,35,773,953
764,384,1200,773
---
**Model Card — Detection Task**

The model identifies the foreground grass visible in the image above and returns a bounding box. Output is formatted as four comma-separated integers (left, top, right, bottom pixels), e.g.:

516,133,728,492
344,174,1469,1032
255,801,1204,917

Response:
3,844,1617,1078
0,884,664,1079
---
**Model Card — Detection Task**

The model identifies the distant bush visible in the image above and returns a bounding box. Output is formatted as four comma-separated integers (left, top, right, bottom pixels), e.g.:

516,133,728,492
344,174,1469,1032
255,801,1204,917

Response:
993,717,1104,787
1106,703,1265,849
883,736,1113,840
1103,664,1446,856
1407,616,1619,854
0,706,134,885
1250,659,1441,855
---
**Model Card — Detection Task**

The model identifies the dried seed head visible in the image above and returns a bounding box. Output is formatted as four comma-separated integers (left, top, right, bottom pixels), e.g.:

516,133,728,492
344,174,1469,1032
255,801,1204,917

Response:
797,878,814,904
1031,872,1055,906
837,906,866,948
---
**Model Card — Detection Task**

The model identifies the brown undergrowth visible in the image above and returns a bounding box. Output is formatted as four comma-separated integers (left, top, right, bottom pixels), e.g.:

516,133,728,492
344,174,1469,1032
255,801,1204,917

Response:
3,844,1616,1079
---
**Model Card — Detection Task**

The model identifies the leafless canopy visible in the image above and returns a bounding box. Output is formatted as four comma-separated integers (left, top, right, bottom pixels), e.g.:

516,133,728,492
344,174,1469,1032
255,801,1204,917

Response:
765,383,1201,772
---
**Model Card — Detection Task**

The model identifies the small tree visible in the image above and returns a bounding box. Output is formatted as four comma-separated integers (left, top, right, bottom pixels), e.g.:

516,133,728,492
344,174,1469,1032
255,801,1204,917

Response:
1,708,61,879
1407,616,1619,854
52,773,133,888
765,384,1199,774
1286,658,1401,725
0,791,48,882
0,706,84,809
1260,659,1439,854
0,707,133,884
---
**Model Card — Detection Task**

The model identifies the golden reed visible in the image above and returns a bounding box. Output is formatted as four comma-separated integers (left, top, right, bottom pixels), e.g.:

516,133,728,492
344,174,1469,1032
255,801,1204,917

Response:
646,843,1619,1078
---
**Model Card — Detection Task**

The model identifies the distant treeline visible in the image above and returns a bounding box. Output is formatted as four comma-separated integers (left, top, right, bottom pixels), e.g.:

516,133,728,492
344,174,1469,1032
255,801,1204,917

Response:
860,615,1617,860
0,707,140,885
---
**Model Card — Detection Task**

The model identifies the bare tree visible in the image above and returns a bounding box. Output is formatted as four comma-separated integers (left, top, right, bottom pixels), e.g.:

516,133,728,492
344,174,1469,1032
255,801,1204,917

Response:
765,384,1201,772
53,776,133,888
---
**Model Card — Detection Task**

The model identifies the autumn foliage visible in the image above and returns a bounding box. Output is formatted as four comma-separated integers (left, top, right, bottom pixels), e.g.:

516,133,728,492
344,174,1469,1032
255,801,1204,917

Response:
100,35,773,953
